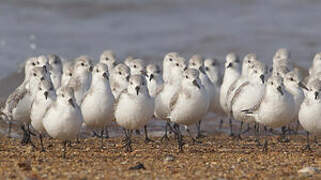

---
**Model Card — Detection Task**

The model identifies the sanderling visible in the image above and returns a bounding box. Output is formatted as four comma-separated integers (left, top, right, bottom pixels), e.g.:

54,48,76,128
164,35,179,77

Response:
61,60,74,87
155,54,185,141
273,48,293,71
124,56,134,67
127,58,147,76
219,52,241,135
146,64,163,98
243,75,295,151
68,56,93,105
110,63,130,99
298,79,321,150
228,61,267,137
188,54,214,138
30,79,56,151
43,87,83,158
81,63,114,148
114,75,154,152
48,54,63,90
168,68,209,151
2,66,46,145
100,50,117,72
162,52,180,83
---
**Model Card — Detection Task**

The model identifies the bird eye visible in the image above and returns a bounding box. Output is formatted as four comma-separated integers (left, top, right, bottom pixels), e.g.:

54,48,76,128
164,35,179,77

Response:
39,87,42,91
33,73,37,76
290,78,294,81
81,63,85,66
119,72,122,75
133,65,137,68
248,60,251,63
176,63,179,66
130,82,133,85
186,76,189,79
254,70,257,73
96,69,99,73
105,57,109,61
32,62,36,66
169,58,173,62
37,61,40,65
62,94,65,98
192,63,195,66
271,82,274,85
69,73,72,76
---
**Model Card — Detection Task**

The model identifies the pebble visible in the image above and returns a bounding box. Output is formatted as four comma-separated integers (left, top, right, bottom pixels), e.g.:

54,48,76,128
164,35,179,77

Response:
164,155,175,162
298,167,320,176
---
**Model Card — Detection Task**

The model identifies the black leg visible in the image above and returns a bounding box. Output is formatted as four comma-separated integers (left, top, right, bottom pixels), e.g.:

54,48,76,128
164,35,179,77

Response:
263,139,268,152
303,131,312,151
255,123,261,146
100,129,104,149
229,118,234,136
173,124,184,152
135,129,141,135
8,121,12,138
104,126,109,139
62,140,67,158
196,120,206,139
278,126,290,143
160,122,170,142
144,125,153,143
186,127,201,144
123,129,132,152
234,121,243,140
39,134,45,152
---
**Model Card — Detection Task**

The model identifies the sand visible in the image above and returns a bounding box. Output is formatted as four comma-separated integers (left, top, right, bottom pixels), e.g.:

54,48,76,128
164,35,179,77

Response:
1,134,321,179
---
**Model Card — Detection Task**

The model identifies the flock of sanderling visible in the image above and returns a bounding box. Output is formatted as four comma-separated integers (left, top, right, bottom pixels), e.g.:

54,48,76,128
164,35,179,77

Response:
1,48,321,158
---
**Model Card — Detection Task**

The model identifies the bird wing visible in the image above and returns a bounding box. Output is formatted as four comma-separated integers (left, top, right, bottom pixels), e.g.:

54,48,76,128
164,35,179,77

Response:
113,88,128,114
5,87,29,114
155,84,164,96
169,91,179,112
229,81,250,117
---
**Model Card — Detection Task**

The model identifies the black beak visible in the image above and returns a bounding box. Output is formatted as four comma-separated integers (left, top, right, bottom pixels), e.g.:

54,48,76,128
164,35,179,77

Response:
69,98,75,108
89,66,93,72
43,65,48,74
40,77,45,81
298,82,309,91
205,67,209,71
103,72,109,80
277,86,284,95
227,63,232,68
126,76,130,82
44,91,48,100
135,86,140,95
199,67,205,74
193,80,200,89
315,91,319,100
149,74,154,81
260,74,265,84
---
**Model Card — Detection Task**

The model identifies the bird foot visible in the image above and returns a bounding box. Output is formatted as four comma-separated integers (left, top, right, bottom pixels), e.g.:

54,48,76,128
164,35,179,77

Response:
302,144,312,152
144,137,154,144
160,134,170,142
277,136,290,143
196,133,206,139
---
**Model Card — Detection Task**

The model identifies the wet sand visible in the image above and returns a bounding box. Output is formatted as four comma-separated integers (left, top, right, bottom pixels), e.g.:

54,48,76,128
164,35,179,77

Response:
1,134,321,179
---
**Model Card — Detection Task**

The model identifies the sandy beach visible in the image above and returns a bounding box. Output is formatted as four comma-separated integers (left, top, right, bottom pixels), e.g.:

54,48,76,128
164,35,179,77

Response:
1,134,321,179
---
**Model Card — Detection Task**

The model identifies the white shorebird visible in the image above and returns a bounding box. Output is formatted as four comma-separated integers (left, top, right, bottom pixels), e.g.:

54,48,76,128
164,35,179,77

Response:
124,56,134,67
298,79,321,150
168,68,209,151
100,50,117,72
188,54,214,138
114,75,154,152
243,75,295,151
162,52,180,83
219,52,241,135
127,58,147,76
43,87,83,158
48,54,63,90
284,70,307,129
30,79,56,151
2,66,47,145
110,63,130,99
81,63,115,148
68,56,93,105
228,61,267,136
61,60,74,87
273,48,294,72
146,64,163,98
155,54,185,141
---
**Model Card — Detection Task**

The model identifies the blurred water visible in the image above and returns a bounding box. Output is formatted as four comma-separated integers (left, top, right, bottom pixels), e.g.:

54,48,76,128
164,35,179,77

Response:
1,0,321,80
